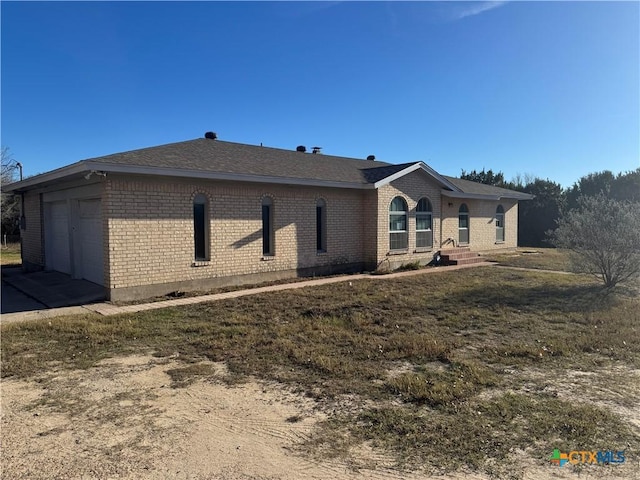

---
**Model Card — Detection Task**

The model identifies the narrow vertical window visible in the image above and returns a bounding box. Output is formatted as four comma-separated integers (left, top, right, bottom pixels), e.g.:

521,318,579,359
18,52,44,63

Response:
316,198,327,253
193,194,208,260
458,203,470,245
416,198,433,249
496,205,505,243
389,196,408,250
262,196,274,256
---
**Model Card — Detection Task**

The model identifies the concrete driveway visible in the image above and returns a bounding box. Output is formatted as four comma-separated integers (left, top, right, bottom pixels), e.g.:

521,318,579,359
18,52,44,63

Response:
1,280,47,314
1,267,106,319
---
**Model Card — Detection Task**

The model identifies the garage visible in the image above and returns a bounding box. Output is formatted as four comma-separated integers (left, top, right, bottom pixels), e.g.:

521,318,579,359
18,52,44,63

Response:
44,201,71,275
43,192,104,286
76,198,104,285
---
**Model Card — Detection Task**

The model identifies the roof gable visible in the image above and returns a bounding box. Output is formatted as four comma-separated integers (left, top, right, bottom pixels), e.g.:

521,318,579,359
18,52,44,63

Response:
371,162,462,191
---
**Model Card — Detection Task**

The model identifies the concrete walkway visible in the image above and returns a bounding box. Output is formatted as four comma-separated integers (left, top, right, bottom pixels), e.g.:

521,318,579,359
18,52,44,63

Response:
2,261,495,324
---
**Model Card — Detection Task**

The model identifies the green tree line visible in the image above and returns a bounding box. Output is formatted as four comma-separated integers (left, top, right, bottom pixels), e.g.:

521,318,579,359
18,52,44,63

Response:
460,167,640,247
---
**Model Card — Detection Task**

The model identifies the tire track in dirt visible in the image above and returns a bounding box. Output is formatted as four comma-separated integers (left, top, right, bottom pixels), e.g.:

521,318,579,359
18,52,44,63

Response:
3,355,437,480
7,354,628,480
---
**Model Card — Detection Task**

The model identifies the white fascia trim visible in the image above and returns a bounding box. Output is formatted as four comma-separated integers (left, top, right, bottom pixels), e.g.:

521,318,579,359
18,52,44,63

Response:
441,189,533,200
4,161,373,192
2,162,90,192
373,162,463,191
442,190,500,200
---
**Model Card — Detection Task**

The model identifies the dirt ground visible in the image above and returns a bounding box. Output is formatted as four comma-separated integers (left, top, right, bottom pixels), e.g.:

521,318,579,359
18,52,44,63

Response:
1,355,636,480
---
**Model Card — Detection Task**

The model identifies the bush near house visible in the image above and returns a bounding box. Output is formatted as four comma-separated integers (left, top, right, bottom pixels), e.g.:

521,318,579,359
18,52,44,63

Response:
549,194,640,289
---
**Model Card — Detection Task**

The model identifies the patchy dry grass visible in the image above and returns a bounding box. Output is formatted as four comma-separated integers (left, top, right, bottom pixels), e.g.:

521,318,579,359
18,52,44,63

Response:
109,273,354,306
2,266,639,476
331,393,635,470
1,242,21,266
484,248,571,271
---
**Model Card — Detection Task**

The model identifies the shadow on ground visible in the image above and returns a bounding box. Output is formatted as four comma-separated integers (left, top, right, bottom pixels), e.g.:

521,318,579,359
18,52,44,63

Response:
1,267,105,314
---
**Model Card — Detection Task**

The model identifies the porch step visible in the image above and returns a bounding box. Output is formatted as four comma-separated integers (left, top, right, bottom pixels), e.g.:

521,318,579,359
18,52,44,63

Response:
440,248,484,266
439,247,471,255
449,256,486,266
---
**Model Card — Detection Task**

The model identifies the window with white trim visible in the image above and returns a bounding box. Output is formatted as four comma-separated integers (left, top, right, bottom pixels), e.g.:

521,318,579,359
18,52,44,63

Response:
389,196,408,250
496,204,505,243
416,198,433,249
458,203,470,245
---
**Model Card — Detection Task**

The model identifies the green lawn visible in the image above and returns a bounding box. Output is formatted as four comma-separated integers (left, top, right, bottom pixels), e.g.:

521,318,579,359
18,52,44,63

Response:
2,266,638,477
1,242,21,266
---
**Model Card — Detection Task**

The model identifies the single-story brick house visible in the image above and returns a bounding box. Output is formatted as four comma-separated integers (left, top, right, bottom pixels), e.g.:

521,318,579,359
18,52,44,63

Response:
4,135,532,301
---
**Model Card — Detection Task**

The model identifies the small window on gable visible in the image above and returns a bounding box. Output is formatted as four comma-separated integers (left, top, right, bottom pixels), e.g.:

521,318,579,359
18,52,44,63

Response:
262,196,274,256
389,196,408,250
416,197,433,249
316,198,327,253
193,193,209,261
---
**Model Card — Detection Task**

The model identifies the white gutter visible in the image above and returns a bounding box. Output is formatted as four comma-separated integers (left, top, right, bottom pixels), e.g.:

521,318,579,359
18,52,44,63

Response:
2,162,90,192
2,161,375,192
5,160,524,198
441,189,534,200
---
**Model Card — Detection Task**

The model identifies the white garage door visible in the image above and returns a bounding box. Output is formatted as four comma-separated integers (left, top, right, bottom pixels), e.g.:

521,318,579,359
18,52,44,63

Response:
78,199,104,285
45,201,71,274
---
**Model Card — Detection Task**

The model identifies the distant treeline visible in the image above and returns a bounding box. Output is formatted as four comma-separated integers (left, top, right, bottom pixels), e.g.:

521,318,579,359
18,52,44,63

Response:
460,167,640,247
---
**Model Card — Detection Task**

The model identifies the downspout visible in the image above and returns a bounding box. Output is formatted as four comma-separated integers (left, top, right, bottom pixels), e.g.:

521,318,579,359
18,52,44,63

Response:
16,162,25,268
19,191,25,268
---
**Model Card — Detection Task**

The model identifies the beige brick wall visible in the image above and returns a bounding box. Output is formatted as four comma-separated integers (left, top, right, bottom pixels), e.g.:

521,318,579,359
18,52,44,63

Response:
104,176,369,290
16,169,524,299
361,190,378,267
376,170,442,268
441,198,518,250
20,192,44,268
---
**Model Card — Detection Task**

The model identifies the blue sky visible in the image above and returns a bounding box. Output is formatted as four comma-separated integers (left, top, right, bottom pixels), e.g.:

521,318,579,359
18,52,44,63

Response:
2,1,638,187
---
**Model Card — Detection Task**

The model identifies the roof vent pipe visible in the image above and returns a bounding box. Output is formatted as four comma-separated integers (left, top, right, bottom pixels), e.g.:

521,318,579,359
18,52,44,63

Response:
204,132,217,140
367,155,375,161
312,146,322,154
296,145,307,152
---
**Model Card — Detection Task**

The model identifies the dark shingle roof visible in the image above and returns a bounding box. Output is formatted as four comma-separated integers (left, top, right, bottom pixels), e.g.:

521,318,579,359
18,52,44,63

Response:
3,137,531,201
443,176,533,200
361,163,417,183
86,138,393,185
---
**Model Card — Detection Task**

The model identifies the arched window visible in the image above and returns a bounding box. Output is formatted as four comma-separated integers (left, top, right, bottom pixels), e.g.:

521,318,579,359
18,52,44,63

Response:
389,196,408,250
193,194,209,261
458,203,469,245
416,198,433,249
262,196,274,256
316,198,327,253
496,205,505,243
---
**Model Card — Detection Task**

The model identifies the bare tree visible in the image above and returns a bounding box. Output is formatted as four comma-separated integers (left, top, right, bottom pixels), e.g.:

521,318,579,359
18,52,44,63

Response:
549,193,640,289
1,147,21,237
2,147,17,182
